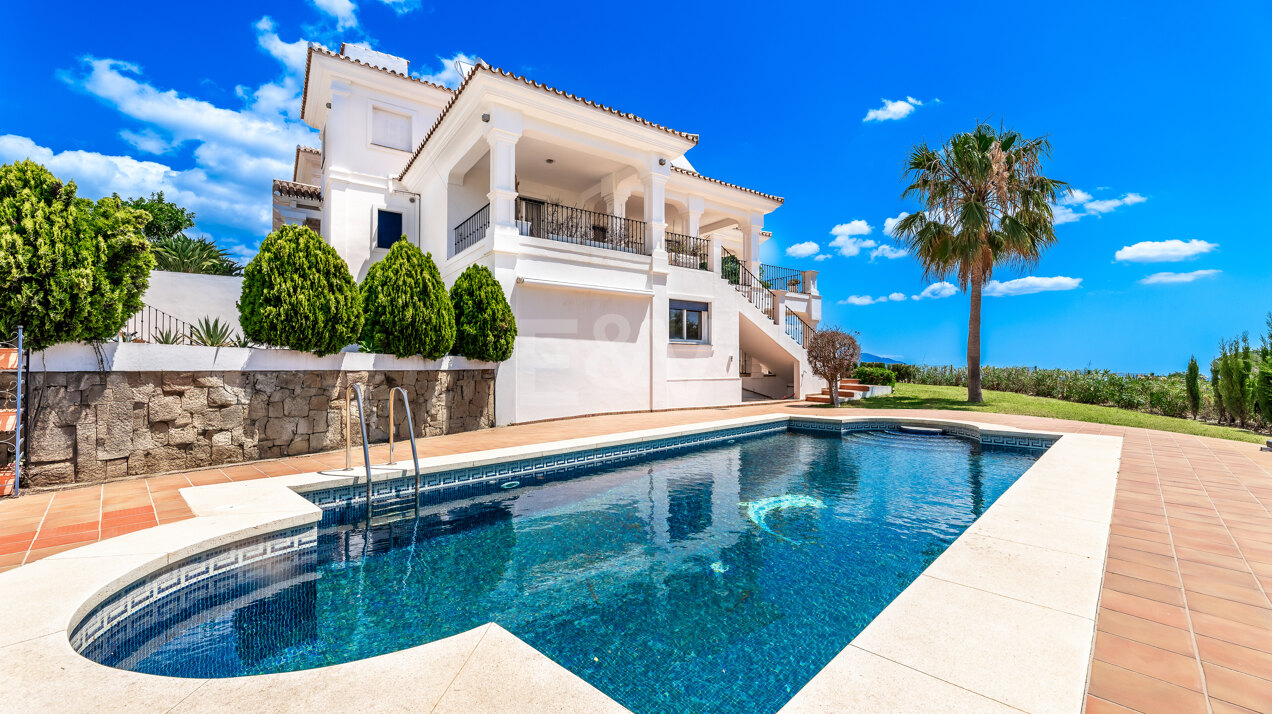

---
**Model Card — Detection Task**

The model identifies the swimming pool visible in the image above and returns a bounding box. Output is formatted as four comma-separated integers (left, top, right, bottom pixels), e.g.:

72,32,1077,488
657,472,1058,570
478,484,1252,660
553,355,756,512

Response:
74,425,1046,713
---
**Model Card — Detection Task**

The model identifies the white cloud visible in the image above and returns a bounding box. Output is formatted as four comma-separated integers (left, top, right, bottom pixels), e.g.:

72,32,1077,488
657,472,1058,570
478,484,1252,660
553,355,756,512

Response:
1086,193,1146,214
813,254,832,262
883,211,910,236
415,52,481,89
829,220,875,257
311,0,358,29
1115,239,1217,263
983,276,1082,297
1051,204,1083,224
1140,269,1221,285
887,292,907,302
119,128,176,154
840,295,883,306
1058,188,1092,205
785,241,820,258
870,244,908,261
863,98,920,122
1049,188,1146,224
254,17,309,77
912,281,958,300
377,0,422,14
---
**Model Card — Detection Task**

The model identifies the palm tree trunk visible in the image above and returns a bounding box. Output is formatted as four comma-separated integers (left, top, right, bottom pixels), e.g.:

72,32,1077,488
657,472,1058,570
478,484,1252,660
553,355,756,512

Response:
967,276,984,403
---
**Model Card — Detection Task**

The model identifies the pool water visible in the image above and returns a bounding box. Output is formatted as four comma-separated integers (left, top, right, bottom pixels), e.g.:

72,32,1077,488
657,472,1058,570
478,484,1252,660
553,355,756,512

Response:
82,429,1042,713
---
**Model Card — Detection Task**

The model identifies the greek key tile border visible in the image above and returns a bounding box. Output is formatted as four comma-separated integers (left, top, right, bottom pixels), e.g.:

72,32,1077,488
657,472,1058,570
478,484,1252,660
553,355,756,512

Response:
69,525,317,655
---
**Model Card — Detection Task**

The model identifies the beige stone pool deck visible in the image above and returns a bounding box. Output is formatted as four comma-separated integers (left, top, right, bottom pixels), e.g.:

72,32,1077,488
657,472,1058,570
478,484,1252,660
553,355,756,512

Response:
2,401,1271,713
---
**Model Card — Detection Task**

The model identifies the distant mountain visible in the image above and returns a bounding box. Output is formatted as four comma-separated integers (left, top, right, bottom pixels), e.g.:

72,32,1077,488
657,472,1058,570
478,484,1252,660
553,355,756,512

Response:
861,352,904,365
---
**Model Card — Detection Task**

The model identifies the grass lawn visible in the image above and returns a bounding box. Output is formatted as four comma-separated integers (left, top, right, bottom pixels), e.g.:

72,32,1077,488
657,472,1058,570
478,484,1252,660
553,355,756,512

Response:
839,383,1268,445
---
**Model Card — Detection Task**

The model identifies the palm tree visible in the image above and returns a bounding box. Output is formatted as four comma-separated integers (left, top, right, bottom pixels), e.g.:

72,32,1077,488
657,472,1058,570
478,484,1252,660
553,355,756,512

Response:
151,234,243,275
892,123,1066,402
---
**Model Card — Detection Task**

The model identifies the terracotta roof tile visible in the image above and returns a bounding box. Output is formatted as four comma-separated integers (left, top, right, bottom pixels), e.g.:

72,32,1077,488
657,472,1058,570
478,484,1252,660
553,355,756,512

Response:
273,179,322,201
297,145,320,155
670,166,784,204
399,64,697,180
301,45,453,121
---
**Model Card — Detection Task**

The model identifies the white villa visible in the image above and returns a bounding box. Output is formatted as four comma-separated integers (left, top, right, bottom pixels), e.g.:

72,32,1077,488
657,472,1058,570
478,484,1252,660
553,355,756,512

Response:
272,44,823,426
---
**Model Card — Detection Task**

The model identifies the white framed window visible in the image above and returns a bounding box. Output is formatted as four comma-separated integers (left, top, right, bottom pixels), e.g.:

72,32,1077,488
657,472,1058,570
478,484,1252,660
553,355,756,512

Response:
374,209,404,250
370,106,412,151
670,300,709,344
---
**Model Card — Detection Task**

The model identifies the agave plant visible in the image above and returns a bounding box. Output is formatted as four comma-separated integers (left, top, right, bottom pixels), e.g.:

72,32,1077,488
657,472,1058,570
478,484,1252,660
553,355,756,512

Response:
190,317,238,347
151,327,186,345
152,234,243,276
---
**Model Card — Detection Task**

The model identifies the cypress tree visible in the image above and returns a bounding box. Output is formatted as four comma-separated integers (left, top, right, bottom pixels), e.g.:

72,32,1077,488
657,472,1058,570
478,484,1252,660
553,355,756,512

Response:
238,224,363,356
1211,358,1227,423
450,264,516,362
359,241,455,359
1185,356,1201,418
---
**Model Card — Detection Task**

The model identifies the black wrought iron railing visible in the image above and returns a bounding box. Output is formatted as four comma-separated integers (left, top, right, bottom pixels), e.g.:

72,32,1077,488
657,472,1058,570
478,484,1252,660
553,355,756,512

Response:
760,263,806,294
122,304,196,344
722,248,774,321
666,232,710,270
517,198,646,255
453,204,490,255
784,310,815,348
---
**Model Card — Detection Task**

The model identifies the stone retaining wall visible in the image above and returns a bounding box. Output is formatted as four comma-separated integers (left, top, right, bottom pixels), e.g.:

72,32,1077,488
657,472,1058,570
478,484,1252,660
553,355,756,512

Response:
22,369,495,487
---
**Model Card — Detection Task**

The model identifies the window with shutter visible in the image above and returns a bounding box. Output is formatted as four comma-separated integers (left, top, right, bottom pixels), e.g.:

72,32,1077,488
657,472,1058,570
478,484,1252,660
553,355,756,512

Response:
371,108,411,151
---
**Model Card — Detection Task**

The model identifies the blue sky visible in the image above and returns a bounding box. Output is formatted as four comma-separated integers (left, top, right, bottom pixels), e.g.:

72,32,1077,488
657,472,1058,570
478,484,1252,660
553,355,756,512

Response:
4,1,1270,373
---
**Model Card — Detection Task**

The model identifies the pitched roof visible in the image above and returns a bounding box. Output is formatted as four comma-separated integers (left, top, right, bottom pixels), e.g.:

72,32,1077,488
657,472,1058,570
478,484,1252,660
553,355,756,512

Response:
670,166,784,204
301,45,454,121
399,64,697,179
273,179,322,201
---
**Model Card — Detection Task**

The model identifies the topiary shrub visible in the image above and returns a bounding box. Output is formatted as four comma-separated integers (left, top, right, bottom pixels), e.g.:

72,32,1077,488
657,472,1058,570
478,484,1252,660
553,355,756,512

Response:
360,241,455,358
238,224,362,356
0,161,154,350
450,264,516,362
1185,356,1202,418
853,366,897,386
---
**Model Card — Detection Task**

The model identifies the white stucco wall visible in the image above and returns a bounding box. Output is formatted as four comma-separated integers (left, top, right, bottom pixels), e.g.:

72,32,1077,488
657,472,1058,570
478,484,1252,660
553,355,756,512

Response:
141,271,244,333
31,342,495,373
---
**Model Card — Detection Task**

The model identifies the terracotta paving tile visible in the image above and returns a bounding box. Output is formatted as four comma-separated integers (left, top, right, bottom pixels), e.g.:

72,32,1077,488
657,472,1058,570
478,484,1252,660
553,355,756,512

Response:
1093,631,1204,691
1096,608,1195,657
1186,592,1272,629
1087,659,1208,713
1196,634,1272,681
1084,695,1139,713
1204,663,1272,712
1181,575,1271,608
1104,557,1181,587
1190,611,1272,654
1210,699,1263,714
1103,572,1186,607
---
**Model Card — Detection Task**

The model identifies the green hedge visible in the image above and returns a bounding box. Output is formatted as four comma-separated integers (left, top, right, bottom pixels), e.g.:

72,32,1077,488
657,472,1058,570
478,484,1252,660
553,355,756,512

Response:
0,160,154,350
854,366,897,386
238,224,362,356
450,264,516,362
360,241,454,358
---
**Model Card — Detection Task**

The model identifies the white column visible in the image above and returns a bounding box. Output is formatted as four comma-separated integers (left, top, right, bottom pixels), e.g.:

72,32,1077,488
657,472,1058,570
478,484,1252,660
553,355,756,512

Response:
485,110,523,426
642,160,670,259
487,129,519,230
742,213,764,278
688,195,706,270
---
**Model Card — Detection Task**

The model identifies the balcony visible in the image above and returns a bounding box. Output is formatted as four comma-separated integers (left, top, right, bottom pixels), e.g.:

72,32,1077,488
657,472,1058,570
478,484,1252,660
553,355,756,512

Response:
517,198,647,256
451,199,649,257
759,263,807,294
666,233,710,271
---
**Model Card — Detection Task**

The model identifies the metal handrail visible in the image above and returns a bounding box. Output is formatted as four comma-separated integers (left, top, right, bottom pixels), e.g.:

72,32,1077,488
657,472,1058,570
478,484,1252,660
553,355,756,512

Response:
452,203,490,256
1,327,24,498
517,197,647,255
666,232,710,270
387,386,421,514
760,263,806,294
344,383,374,524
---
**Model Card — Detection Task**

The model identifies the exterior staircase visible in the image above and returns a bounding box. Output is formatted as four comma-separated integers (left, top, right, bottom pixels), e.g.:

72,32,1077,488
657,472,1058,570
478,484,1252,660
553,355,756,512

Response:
1,343,23,497
804,378,872,404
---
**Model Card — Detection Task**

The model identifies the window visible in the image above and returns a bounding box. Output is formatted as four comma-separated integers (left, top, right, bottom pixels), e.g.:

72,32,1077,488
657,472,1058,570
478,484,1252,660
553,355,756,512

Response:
376,209,403,249
371,107,411,151
670,300,709,343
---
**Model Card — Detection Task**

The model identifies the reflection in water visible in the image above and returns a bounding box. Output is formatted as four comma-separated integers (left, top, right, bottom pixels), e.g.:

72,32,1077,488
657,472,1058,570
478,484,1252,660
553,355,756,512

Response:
84,430,1041,714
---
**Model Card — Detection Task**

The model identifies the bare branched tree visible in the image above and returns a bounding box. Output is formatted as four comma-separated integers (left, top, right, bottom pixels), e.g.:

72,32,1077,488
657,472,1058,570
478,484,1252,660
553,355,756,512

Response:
806,327,862,407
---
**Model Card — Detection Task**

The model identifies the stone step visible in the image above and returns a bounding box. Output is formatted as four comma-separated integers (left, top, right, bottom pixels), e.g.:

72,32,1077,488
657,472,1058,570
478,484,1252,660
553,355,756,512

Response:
805,393,862,403
838,378,861,385
0,348,16,371
822,386,869,395
1264,439,1272,453
0,409,15,432
0,465,12,496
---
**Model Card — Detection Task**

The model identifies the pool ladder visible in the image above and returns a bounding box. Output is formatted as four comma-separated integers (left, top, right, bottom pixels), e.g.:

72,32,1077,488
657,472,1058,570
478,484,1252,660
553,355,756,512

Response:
344,384,423,525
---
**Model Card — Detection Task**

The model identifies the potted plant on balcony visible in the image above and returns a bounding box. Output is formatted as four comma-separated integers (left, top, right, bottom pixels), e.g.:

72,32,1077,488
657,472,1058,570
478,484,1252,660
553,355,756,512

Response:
787,277,801,292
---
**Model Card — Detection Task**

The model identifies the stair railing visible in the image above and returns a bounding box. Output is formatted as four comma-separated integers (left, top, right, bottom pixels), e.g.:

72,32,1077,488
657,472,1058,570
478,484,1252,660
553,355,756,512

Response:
1,326,24,498
387,386,421,516
344,383,374,525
